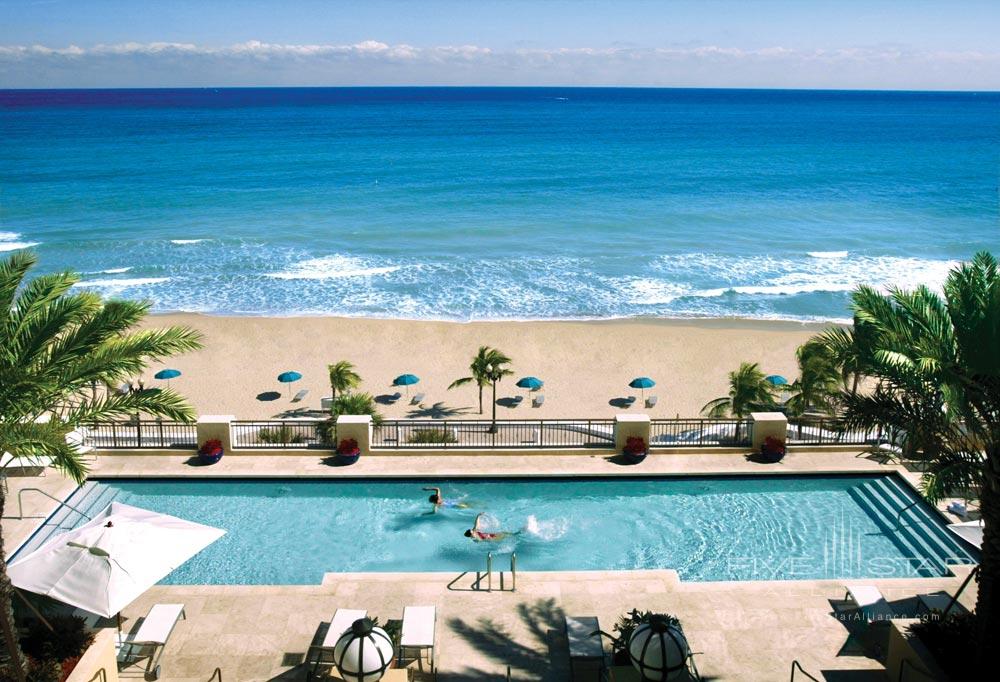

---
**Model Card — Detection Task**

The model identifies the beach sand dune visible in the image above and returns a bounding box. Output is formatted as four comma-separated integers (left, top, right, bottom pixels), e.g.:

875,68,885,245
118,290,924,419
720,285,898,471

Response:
141,315,827,421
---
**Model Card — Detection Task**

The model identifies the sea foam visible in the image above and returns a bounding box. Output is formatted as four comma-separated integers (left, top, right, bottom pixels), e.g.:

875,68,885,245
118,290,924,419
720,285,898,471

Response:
267,255,401,280
0,231,40,252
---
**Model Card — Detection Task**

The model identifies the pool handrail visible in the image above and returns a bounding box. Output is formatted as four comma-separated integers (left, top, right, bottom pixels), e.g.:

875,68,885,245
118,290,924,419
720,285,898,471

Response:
14,487,92,521
789,660,820,682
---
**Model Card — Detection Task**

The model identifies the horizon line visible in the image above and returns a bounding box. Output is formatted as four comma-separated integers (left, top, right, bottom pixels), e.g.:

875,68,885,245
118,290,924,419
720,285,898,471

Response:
2,85,999,94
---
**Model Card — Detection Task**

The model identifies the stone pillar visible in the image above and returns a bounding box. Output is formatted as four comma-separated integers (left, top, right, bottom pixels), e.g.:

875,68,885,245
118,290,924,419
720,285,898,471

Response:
336,415,373,453
615,414,651,452
750,412,787,451
196,415,234,452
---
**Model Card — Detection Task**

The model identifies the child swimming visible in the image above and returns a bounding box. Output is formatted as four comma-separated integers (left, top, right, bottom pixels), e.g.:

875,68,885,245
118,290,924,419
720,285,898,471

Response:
464,513,520,542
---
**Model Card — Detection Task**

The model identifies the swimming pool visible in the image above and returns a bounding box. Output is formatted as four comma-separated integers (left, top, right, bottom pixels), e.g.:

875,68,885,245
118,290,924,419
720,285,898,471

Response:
28,474,977,585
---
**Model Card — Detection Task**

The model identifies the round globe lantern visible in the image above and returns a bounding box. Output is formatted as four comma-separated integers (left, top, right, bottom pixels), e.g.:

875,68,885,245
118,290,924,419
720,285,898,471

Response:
627,615,690,681
333,618,395,682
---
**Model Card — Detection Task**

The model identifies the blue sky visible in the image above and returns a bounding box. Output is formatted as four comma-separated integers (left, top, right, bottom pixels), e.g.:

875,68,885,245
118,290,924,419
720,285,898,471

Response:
2,0,998,89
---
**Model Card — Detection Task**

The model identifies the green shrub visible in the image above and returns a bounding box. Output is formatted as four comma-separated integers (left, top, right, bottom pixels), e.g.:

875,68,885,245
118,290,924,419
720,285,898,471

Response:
909,612,977,680
316,419,337,446
20,614,94,662
257,424,305,445
407,428,457,444
26,657,62,682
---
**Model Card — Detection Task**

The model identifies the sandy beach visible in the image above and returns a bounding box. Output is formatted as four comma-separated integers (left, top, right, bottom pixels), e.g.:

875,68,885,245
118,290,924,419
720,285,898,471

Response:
139,315,829,420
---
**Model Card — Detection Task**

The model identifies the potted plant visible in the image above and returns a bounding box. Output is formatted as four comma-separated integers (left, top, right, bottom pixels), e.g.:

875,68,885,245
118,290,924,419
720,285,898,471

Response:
760,435,786,463
337,437,361,465
198,438,224,465
594,609,684,666
623,436,647,464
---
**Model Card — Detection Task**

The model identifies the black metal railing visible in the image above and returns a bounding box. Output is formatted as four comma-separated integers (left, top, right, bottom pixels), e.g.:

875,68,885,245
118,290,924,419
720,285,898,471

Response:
83,420,197,449
649,419,751,447
372,419,615,449
786,418,880,445
230,420,334,449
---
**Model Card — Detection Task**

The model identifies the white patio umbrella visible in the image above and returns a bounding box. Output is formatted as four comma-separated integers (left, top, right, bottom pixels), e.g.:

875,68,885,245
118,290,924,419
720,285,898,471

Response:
7,501,225,619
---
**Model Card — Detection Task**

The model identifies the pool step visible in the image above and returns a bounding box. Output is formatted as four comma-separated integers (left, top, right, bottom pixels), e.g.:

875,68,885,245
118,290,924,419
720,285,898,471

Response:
873,476,977,565
849,476,977,578
848,484,940,577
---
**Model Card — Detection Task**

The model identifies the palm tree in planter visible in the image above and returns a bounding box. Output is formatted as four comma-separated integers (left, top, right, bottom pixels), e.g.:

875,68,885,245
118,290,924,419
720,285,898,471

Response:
837,252,1000,668
327,360,361,408
700,361,778,443
0,251,202,681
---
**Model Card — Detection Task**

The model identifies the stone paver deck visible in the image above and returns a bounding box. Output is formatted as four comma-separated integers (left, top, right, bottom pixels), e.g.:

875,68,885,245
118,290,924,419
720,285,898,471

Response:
3,449,979,681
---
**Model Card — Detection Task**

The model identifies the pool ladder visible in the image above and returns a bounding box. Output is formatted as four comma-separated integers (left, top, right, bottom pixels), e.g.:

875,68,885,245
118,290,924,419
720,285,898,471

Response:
475,552,517,592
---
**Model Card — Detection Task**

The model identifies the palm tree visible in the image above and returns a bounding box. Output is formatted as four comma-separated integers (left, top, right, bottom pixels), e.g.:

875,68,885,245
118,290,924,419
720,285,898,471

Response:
448,346,499,415
448,346,512,430
701,361,778,419
329,391,383,426
327,360,361,407
836,251,1000,665
816,317,878,398
0,251,202,681
784,339,842,417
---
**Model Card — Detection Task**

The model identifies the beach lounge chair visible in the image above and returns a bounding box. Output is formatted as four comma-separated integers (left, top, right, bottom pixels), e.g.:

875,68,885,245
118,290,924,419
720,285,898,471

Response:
843,584,894,623
512,395,524,406
292,389,309,403
566,616,605,681
389,392,402,402
411,392,425,405
309,608,367,677
118,603,186,680
399,605,436,671
916,591,968,617
645,395,658,408
533,394,545,407
321,396,334,410
625,396,636,406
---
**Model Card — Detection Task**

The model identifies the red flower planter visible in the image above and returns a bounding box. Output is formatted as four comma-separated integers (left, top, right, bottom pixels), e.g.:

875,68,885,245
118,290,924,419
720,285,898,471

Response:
198,438,224,465
623,436,647,464
760,436,786,463
336,437,361,465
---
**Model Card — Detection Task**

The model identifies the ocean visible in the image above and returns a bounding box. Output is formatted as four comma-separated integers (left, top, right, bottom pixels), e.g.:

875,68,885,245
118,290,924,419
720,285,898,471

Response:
1,87,998,322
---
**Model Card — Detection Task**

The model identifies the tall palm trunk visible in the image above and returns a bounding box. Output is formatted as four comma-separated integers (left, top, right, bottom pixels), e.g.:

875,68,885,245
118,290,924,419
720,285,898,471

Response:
0,491,27,682
478,385,484,415
489,381,498,433
977,473,1000,668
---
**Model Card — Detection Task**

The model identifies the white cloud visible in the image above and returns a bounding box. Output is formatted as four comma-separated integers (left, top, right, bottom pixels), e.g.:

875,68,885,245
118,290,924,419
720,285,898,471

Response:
1,40,997,89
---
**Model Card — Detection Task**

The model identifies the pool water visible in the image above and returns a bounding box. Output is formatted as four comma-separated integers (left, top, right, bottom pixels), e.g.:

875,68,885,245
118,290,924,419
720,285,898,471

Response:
38,475,977,585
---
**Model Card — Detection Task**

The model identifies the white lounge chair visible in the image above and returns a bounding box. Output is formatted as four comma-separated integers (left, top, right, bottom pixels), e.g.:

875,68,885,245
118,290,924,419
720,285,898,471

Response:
844,584,894,623
118,603,186,680
309,608,367,675
292,389,309,403
533,394,545,407
411,392,425,405
566,616,604,681
400,605,436,671
645,395,658,408
321,396,334,410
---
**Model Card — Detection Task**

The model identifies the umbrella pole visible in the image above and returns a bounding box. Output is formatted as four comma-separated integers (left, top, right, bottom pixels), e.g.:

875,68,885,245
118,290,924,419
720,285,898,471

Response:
13,588,54,632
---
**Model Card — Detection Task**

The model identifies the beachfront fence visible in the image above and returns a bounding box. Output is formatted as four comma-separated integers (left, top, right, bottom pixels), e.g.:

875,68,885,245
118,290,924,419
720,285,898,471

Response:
649,419,752,447
230,420,335,449
81,415,879,451
372,419,616,449
83,420,197,449
786,418,882,446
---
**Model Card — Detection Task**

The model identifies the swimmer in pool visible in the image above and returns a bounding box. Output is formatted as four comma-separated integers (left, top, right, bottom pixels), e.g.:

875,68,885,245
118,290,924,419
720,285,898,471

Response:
464,513,519,542
423,487,469,513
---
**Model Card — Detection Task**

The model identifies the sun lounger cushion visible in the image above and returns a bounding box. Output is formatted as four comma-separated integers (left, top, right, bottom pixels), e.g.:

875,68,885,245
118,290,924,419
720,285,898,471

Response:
401,606,435,648
323,609,367,647
845,584,894,622
131,604,185,645
566,616,603,659
1,452,54,469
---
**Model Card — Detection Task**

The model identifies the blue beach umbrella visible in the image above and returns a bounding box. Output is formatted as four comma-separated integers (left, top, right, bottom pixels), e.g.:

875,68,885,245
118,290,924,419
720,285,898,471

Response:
629,377,656,402
393,373,420,397
154,368,181,387
765,375,788,386
516,376,544,391
277,371,302,397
